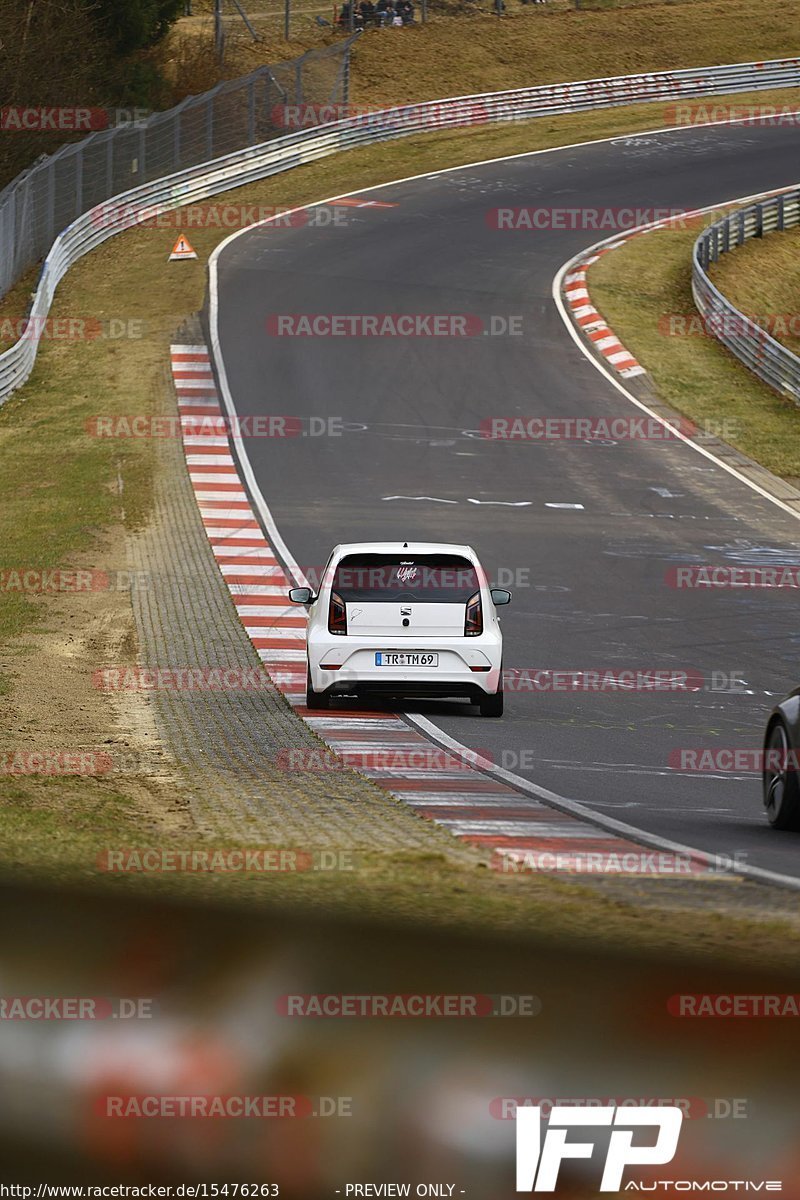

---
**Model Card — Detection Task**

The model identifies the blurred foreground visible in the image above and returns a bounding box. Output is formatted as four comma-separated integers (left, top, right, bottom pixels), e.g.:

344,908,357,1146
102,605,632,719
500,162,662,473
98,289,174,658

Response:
0,878,798,1196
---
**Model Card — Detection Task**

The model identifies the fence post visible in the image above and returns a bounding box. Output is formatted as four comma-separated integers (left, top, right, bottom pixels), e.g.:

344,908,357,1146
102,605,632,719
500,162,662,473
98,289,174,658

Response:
46,158,56,255
246,80,255,144
4,189,15,296
343,43,352,104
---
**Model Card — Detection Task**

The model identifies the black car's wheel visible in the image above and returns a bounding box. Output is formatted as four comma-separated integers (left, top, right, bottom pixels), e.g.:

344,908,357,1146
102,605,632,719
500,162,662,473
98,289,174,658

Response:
306,665,330,710
764,719,800,830
478,672,504,718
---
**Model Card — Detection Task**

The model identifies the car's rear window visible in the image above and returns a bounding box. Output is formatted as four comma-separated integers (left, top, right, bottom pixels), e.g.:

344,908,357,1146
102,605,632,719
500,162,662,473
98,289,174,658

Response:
333,554,479,603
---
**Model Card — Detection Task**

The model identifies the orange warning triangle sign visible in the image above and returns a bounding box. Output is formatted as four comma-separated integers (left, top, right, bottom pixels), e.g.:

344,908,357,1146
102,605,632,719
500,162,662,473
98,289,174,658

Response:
169,234,198,261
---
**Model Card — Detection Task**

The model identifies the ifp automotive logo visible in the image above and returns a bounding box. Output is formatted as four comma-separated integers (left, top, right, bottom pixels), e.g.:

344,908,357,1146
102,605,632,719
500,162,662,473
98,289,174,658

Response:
515,1105,683,1191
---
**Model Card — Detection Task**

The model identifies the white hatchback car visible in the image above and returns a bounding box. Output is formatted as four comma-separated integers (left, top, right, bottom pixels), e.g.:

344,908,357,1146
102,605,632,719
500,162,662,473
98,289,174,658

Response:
288,541,510,716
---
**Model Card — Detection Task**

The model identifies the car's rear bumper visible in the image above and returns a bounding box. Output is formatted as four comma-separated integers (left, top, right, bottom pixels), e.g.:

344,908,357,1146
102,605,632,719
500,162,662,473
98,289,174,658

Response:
307,634,502,698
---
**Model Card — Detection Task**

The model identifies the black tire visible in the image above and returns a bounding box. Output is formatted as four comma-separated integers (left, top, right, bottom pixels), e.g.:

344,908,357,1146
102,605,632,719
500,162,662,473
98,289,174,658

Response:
479,673,504,718
764,719,800,830
306,665,330,710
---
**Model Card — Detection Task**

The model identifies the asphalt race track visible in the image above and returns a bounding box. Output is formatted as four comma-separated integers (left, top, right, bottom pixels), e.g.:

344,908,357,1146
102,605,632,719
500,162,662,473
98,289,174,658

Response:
211,119,800,879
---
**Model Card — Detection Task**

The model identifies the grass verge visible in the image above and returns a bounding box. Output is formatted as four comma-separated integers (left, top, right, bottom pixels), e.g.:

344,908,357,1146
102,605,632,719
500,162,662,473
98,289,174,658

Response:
589,211,800,483
709,225,800,358
165,0,800,111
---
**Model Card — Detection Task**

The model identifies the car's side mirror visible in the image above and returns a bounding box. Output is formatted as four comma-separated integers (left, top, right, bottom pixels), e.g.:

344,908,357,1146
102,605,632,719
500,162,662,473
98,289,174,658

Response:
490,588,512,606
288,587,315,605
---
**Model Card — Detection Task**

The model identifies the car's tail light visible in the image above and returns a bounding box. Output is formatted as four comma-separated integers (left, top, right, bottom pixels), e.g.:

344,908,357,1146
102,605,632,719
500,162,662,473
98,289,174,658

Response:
328,590,347,634
465,591,483,636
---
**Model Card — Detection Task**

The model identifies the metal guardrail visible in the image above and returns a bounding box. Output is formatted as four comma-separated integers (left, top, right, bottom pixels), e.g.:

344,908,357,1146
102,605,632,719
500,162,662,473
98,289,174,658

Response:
693,189,800,401
3,55,800,403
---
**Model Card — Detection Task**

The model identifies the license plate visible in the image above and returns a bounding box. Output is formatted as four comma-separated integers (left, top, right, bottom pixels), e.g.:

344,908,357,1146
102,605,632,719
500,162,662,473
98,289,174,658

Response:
375,652,439,667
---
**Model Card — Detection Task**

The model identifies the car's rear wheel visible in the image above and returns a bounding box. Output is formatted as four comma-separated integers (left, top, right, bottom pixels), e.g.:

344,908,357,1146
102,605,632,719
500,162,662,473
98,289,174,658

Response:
478,673,504,718
306,665,330,710
764,719,800,830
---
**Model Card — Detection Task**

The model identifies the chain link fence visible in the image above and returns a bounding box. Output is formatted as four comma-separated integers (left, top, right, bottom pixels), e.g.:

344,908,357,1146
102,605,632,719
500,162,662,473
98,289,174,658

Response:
0,37,357,302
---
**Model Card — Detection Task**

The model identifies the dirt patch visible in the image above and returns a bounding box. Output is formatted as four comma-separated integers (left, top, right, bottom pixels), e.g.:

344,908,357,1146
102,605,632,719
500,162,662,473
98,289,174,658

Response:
0,521,193,840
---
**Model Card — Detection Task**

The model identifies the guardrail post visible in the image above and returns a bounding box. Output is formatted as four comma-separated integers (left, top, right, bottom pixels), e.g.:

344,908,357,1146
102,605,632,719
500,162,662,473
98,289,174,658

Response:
206,96,214,161
737,210,745,247
755,202,763,238
777,194,785,231
722,217,730,254
248,80,256,144
174,115,182,170
139,126,147,184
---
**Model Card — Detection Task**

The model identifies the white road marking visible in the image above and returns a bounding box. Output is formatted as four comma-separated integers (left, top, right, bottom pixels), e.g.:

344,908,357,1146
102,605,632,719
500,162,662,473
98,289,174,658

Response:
382,495,458,503
466,498,532,506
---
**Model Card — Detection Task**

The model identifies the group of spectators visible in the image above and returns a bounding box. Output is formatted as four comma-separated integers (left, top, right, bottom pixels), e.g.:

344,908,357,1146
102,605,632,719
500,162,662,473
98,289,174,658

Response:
338,0,415,27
